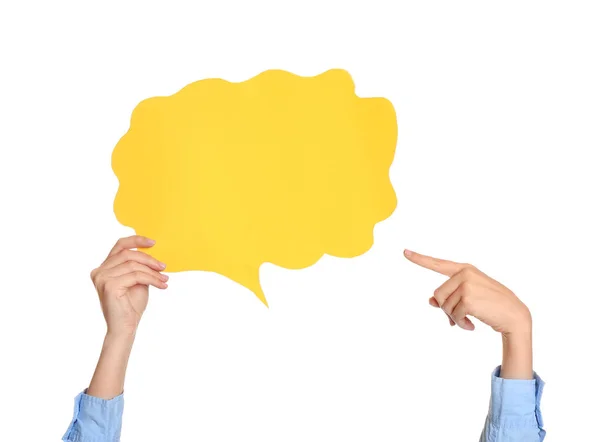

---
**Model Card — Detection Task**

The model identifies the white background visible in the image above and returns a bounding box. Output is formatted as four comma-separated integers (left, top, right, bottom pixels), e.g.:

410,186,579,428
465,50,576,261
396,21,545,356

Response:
1,1,599,441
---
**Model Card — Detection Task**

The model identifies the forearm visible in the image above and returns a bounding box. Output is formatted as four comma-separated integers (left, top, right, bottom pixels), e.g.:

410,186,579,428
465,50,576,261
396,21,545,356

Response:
480,321,544,441
500,307,533,380
63,333,131,442
500,330,533,380
87,332,135,399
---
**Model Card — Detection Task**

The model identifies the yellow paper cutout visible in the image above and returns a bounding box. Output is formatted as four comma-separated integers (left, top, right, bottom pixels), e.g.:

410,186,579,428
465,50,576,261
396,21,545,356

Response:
112,69,397,306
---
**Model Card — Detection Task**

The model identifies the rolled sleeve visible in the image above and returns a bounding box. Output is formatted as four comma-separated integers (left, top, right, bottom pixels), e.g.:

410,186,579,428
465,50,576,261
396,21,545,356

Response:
484,366,545,441
62,390,124,442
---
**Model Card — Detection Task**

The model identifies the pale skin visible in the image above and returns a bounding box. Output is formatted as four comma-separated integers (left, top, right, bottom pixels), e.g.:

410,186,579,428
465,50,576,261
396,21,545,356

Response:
87,235,168,399
403,249,533,380
86,237,533,400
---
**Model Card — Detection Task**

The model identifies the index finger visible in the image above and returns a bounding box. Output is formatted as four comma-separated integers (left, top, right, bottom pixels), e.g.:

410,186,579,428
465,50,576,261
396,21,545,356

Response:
403,249,466,277
107,235,156,259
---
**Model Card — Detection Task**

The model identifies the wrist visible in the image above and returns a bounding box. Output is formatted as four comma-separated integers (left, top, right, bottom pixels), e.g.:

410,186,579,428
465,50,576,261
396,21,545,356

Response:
503,304,532,338
502,330,532,354
104,330,136,348
106,324,137,340
502,326,532,344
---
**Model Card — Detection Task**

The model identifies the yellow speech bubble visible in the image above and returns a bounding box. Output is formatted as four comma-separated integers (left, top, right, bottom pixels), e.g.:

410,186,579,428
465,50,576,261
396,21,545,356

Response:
112,69,397,306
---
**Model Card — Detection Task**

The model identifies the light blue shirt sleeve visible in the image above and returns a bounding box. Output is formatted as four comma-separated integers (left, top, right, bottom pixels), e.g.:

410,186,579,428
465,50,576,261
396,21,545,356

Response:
62,390,124,442
480,366,545,442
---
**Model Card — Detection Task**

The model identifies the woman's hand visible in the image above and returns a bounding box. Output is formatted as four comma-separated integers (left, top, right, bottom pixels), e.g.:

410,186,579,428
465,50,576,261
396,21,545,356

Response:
87,236,169,399
403,249,531,334
90,235,168,337
404,249,533,379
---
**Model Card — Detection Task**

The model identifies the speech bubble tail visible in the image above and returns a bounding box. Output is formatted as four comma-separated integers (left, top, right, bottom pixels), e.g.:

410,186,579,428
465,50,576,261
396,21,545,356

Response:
227,265,269,307
246,271,269,308
254,287,269,308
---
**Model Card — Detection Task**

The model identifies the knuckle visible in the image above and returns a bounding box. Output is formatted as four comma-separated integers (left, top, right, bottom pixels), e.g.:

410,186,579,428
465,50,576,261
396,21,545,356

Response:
461,266,476,278
461,297,473,311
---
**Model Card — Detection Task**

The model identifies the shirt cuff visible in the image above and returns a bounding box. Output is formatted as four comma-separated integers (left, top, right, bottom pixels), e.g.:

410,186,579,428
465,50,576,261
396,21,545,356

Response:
63,390,124,442
488,366,545,439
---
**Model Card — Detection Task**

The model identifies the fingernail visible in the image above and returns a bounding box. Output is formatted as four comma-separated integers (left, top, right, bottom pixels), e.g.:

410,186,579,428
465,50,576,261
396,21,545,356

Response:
145,238,156,245
404,249,413,257
163,283,168,288
159,262,167,270
161,274,169,281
